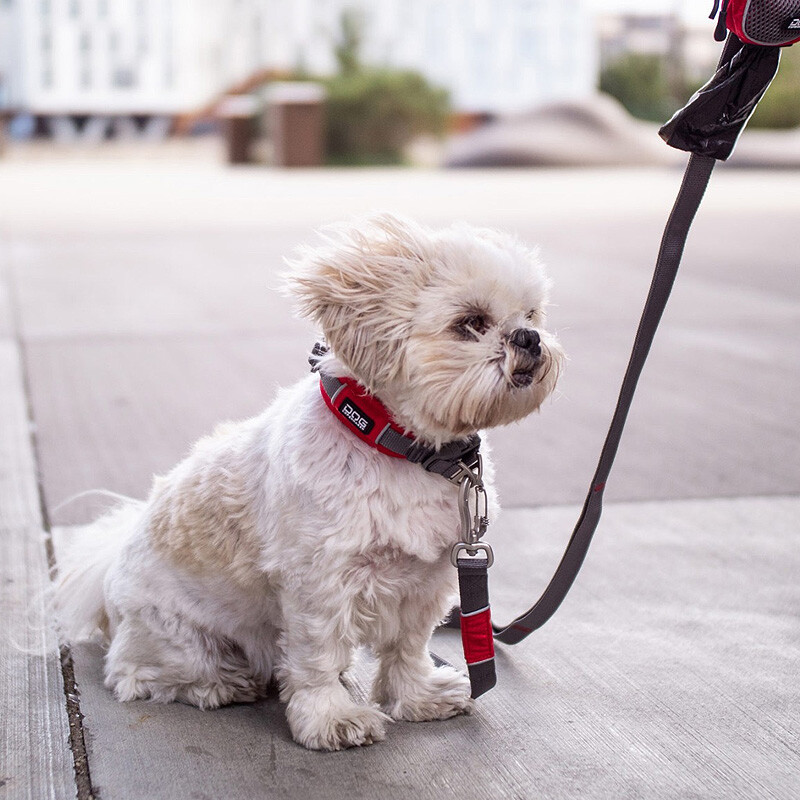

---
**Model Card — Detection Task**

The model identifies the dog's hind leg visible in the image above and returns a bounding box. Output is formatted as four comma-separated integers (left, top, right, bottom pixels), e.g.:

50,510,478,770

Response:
104,610,268,709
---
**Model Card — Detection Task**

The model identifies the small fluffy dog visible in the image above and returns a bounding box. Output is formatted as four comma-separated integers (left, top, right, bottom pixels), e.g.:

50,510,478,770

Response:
54,214,563,751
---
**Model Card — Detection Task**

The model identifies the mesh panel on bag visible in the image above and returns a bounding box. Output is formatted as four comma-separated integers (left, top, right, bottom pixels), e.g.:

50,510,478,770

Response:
740,0,800,46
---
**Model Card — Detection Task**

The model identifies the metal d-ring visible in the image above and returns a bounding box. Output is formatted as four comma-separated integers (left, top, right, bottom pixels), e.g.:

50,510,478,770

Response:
450,541,494,568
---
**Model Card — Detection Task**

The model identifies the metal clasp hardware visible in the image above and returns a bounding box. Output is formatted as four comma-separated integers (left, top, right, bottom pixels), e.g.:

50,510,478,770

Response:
451,453,493,566
451,540,494,568
458,465,488,545
446,454,481,486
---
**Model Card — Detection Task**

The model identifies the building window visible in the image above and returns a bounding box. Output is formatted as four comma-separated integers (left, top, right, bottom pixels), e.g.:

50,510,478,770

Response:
80,68,92,89
42,68,53,89
79,31,91,52
112,67,136,88
164,57,174,89
69,0,80,17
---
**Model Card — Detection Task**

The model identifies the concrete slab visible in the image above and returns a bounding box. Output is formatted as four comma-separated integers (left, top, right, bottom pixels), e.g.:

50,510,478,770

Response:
0,268,75,799
5,231,308,341
51,496,800,800
24,335,309,523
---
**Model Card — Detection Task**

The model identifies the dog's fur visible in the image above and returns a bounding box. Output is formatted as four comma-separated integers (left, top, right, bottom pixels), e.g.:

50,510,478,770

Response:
53,214,563,751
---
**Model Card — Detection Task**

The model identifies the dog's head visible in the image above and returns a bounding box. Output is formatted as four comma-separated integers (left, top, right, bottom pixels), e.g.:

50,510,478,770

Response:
287,214,564,445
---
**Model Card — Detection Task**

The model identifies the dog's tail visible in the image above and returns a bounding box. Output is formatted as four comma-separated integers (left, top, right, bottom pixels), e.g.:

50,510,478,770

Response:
52,498,145,643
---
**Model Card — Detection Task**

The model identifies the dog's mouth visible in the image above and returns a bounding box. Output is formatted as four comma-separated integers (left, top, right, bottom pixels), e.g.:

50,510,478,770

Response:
511,369,535,388
509,353,542,389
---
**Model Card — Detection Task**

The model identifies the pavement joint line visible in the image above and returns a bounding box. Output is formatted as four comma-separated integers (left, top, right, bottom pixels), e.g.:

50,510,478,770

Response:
4,258,97,800
502,491,800,511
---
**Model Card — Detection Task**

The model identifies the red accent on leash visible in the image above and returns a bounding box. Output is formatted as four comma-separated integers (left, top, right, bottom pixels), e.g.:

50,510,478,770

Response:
319,377,409,459
512,623,533,634
460,608,495,665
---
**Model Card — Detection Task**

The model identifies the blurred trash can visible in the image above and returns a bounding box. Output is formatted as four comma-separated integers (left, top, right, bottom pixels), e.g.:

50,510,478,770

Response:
217,95,259,165
266,82,325,167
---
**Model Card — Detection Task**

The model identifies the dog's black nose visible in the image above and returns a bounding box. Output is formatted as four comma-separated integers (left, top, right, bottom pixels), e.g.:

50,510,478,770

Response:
509,328,541,356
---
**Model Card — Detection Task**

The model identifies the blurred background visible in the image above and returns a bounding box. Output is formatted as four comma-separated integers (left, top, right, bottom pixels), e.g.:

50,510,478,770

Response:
1,0,799,167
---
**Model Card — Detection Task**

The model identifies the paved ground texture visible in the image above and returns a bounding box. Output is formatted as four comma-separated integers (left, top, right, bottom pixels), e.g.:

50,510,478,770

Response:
1,147,799,800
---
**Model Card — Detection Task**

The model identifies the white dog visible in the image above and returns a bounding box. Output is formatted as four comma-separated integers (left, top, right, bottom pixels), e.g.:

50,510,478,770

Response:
53,214,563,751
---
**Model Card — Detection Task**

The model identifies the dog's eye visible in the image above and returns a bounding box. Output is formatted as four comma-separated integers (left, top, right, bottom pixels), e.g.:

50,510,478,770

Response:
454,314,490,339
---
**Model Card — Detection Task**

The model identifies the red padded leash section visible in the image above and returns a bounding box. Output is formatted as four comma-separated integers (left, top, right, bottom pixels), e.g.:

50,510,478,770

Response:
456,557,496,698
460,607,495,665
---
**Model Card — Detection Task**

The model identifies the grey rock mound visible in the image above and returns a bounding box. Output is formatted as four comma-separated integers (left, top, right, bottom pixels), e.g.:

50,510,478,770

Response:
444,94,683,168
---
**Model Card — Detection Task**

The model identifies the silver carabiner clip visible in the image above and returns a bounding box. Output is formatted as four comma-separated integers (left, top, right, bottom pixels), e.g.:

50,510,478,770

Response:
457,455,490,545
453,452,492,567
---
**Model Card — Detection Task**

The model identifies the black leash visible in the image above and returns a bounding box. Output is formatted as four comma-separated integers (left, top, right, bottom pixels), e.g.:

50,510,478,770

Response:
492,151,716,644
435,32,780,695
450,151,716,695
492,31,781,648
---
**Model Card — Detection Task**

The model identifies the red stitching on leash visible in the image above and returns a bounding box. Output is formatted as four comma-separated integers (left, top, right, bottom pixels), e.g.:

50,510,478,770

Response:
512,623,532,634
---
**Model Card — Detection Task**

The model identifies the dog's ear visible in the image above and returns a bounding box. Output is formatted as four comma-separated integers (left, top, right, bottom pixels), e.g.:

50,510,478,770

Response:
285,214,430,388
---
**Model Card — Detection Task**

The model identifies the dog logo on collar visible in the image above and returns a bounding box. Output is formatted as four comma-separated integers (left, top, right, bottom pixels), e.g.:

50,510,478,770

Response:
338,397,375,435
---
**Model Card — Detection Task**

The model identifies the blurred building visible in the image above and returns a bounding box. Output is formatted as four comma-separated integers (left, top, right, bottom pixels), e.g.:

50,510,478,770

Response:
0,0,597,139
0,0,271,139
0,0,18,110
598,13,720,82
281,0,598,114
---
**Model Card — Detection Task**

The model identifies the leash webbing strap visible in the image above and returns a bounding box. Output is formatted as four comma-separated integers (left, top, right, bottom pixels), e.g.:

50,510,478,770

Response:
493,152,717,646
456,556,496,697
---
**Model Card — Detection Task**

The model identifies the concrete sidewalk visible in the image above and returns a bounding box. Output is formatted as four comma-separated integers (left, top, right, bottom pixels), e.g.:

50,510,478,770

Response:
2,155,799,799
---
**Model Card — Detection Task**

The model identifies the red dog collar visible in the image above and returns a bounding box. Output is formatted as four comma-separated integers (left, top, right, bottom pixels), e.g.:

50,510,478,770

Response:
318,374,413,459
317,372,482,484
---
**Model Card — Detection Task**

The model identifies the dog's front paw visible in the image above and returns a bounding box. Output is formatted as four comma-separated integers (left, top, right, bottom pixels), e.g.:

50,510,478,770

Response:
286,689,391,751
380,665,474,722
